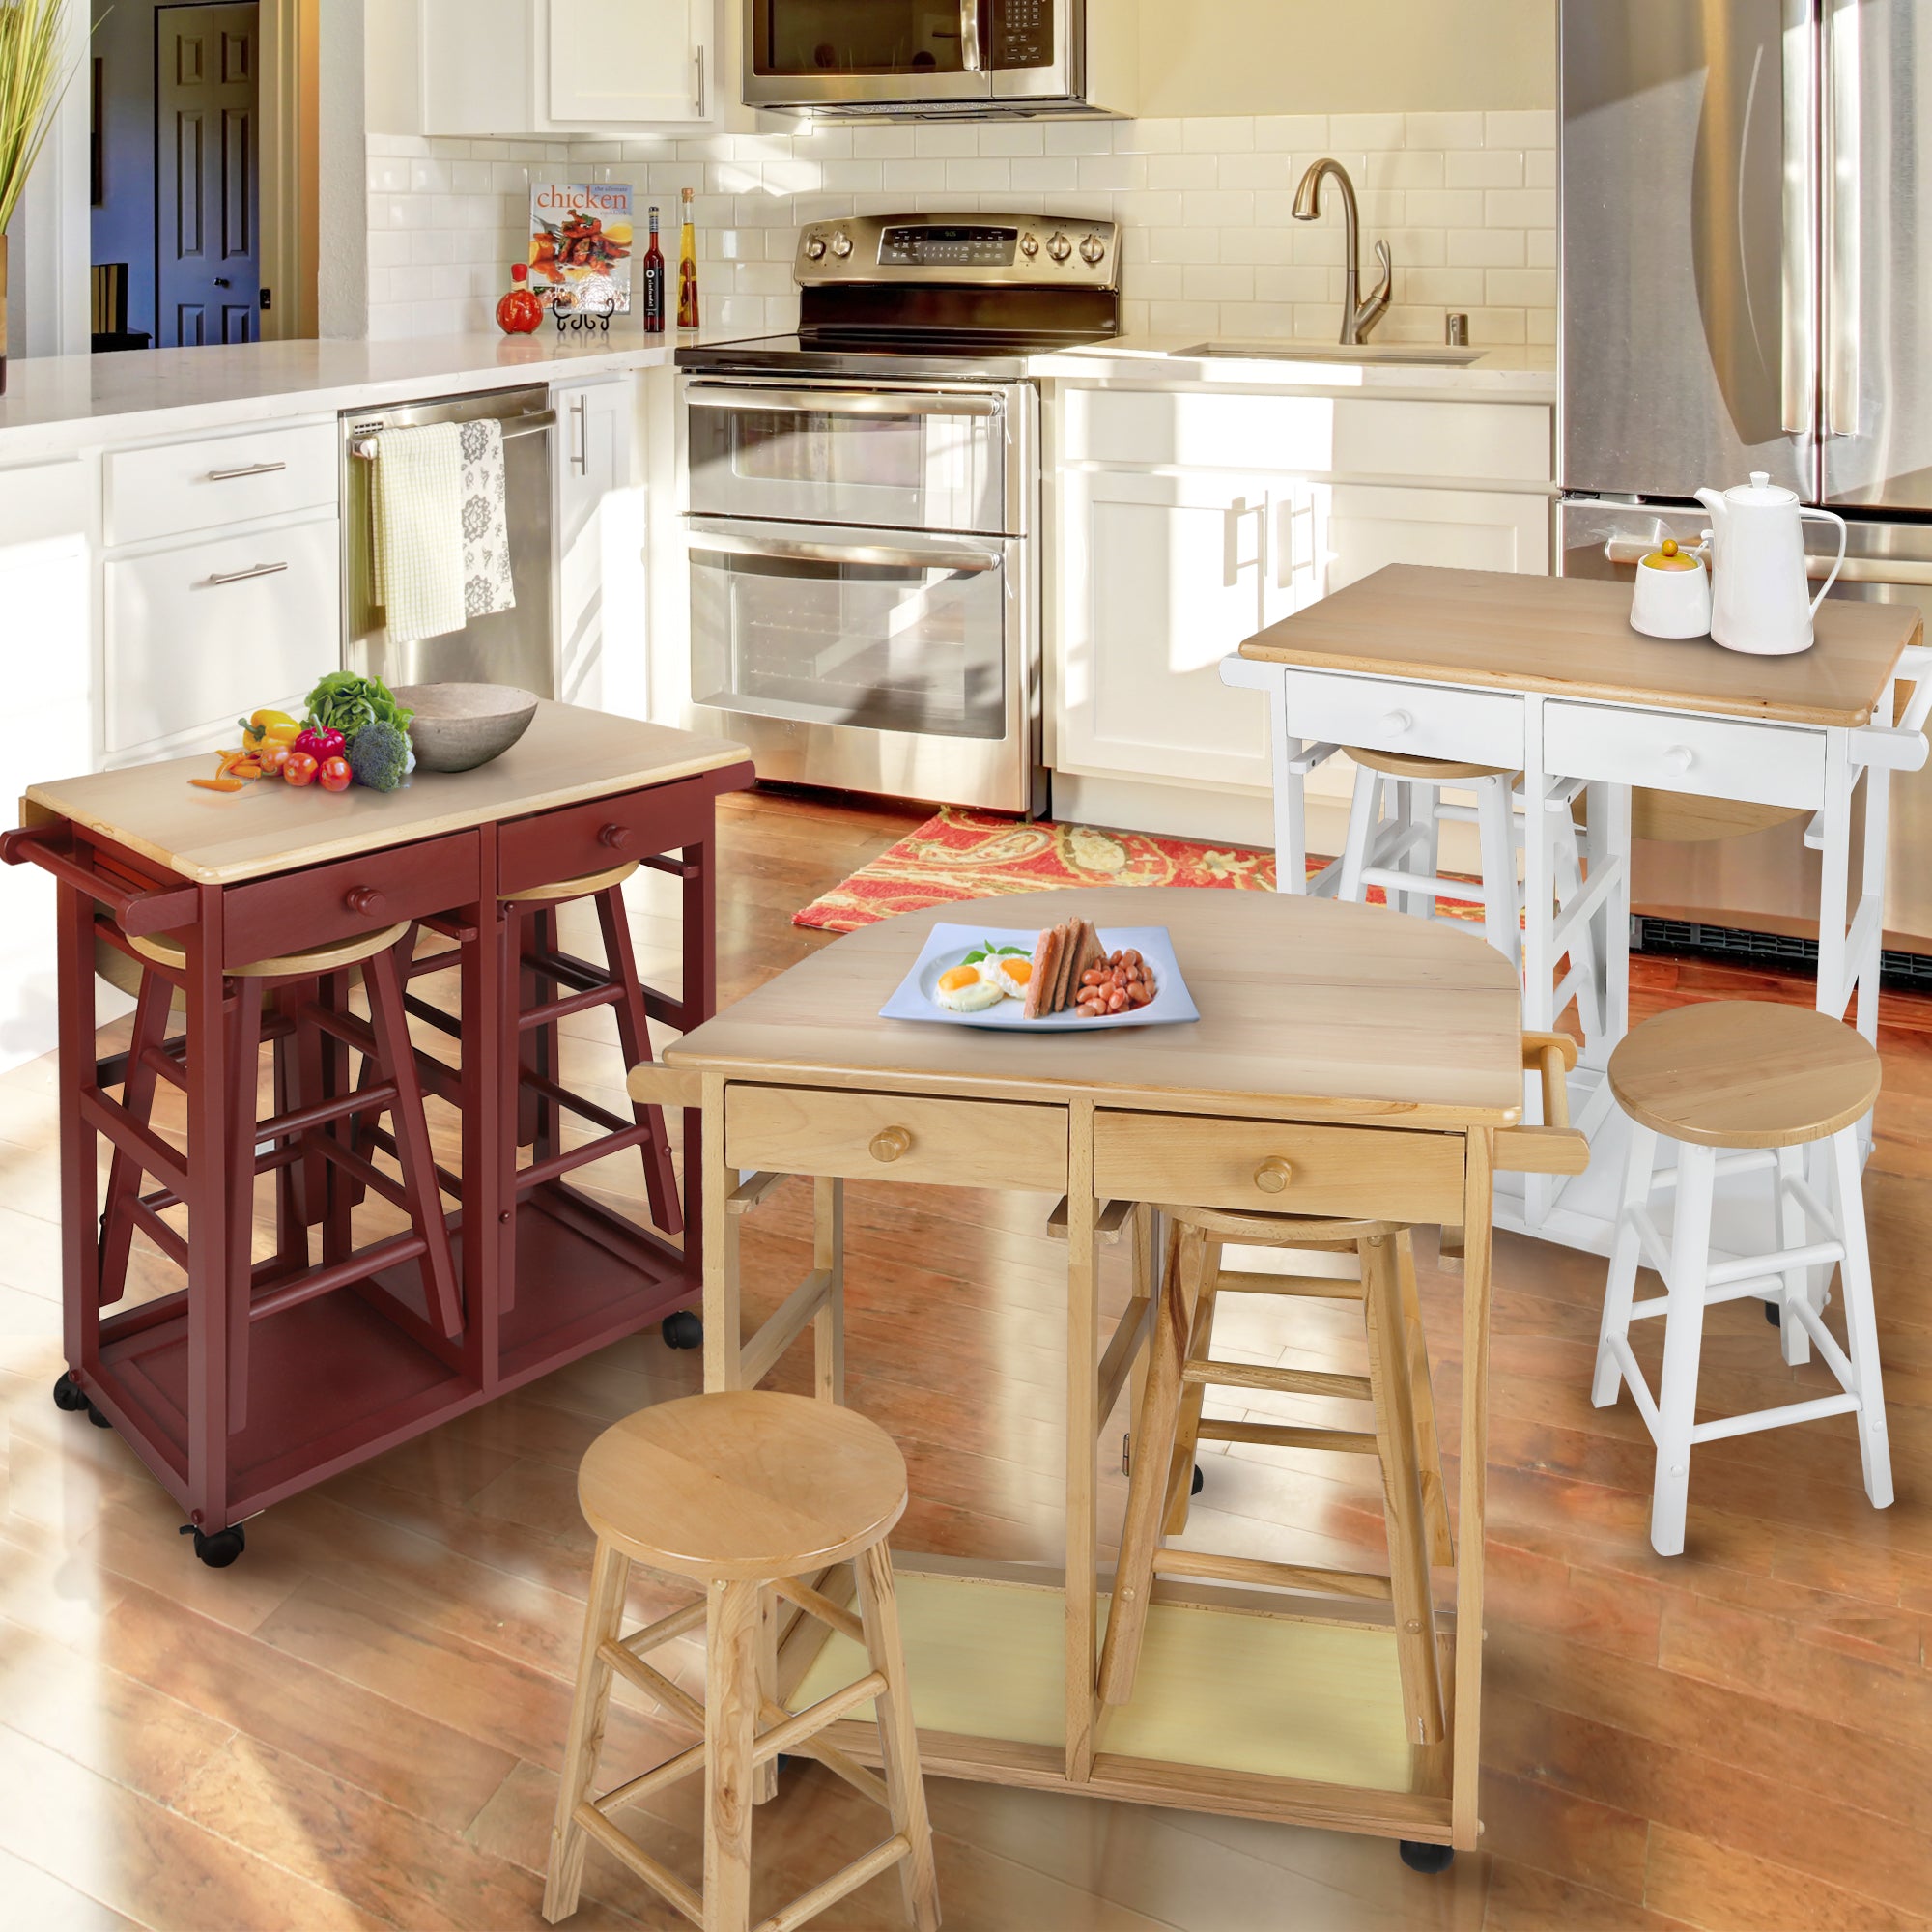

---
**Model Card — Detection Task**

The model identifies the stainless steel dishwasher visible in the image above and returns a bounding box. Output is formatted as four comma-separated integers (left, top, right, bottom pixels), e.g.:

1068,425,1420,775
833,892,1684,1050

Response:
340,384,556,696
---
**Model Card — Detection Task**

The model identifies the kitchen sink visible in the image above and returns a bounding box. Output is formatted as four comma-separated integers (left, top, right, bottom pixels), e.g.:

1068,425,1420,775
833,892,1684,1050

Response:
1171,341,1486,366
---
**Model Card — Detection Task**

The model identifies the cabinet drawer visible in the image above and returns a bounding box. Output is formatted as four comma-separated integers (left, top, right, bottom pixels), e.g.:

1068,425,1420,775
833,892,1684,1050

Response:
1094,1111,1464,1223
105,421,336,548
726,1086,1069,1194
103,518,340,755
497,772,717,895
1543,700,1826,810
1280,668,1525,769
221,830,484,967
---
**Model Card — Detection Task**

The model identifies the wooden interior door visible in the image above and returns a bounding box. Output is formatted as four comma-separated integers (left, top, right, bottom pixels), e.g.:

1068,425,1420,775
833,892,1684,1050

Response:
156,3,260,347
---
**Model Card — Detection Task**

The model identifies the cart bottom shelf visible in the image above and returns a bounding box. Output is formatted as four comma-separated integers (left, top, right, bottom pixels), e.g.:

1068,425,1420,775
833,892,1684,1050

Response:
792,1567,1454,1837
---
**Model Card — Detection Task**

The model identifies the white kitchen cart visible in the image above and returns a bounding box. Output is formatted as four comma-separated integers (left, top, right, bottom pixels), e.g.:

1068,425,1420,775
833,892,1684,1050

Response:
1221,563,1932,1254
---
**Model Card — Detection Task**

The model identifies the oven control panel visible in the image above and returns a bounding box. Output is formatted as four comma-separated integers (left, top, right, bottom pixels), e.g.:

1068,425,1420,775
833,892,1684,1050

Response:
795,213,1120,289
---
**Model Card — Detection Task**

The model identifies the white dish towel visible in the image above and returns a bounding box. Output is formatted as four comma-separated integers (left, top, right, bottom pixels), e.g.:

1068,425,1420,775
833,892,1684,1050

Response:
372,422,467,645
457,417,517,621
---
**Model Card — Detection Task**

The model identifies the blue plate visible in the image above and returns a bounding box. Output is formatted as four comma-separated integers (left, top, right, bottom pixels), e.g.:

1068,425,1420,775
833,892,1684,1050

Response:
877,923,1200,1031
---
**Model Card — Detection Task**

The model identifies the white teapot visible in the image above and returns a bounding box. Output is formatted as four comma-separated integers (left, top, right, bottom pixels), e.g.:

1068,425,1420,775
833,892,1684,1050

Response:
1693,472,1847,655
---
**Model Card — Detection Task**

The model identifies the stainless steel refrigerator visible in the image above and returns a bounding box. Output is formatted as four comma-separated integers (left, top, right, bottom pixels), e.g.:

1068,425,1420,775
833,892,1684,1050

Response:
1559,0,1932,952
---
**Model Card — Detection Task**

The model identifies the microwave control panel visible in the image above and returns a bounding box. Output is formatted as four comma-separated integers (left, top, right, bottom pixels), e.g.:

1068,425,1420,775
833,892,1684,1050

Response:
991,0,1054,68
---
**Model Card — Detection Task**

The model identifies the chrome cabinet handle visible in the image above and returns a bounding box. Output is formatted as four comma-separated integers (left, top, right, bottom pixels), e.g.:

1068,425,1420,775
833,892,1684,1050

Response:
685,384,1001,419
206,460,288,482
206,561,290,587
571,394,588,475
693,43,705,112
689,528,1000,575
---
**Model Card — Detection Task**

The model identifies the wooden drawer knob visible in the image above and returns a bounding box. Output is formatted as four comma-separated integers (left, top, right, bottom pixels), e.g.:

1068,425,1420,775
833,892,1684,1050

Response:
869,1126,913,1164
1253,1156,1293,1194
598,822,633,851
345,887,386,917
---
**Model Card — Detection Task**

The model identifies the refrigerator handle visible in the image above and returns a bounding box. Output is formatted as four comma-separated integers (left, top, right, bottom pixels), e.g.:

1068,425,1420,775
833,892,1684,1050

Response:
1822,0,1860,439
1780,0,1819,437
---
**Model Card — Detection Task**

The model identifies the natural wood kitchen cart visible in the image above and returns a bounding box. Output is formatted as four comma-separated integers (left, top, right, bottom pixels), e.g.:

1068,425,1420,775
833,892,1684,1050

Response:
4,702,752,1554
1221,564,1932,1252
637,886,1584,1859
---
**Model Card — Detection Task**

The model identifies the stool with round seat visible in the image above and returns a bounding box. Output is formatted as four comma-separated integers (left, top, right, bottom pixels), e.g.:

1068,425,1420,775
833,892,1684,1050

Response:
1099,1204,1454,1750
543,1390,940,1932
1594,1001,1892,1555
95,920,463,1432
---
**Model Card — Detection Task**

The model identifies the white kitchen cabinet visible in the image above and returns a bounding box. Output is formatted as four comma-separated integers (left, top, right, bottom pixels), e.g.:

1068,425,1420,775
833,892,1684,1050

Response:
421,0,714,135
554,374,642,714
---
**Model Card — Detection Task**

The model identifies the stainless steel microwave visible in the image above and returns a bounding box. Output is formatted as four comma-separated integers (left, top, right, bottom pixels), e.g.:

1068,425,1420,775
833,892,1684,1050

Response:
743,0,1137,117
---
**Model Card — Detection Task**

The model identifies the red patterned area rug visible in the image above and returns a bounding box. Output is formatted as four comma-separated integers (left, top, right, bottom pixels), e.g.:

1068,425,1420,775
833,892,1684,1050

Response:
793,808,1482,934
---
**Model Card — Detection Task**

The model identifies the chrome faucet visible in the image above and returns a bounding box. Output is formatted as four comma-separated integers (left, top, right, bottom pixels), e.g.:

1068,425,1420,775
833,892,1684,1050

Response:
1292,158,1393,345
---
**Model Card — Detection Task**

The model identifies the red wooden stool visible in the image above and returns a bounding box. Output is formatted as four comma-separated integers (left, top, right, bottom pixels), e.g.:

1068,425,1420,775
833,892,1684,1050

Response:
498,859,683,1268
95,921,463,1444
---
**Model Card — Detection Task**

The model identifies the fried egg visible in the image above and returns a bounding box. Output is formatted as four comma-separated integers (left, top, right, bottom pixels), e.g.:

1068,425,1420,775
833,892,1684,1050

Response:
986,953,1034,1000
933,962,1005,1012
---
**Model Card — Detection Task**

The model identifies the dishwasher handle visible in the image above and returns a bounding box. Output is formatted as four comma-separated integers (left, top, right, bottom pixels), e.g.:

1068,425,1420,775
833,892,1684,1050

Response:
348,409,556,461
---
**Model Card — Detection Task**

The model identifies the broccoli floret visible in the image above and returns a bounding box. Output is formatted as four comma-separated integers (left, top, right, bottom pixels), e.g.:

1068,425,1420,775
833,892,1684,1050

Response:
347,720,412,793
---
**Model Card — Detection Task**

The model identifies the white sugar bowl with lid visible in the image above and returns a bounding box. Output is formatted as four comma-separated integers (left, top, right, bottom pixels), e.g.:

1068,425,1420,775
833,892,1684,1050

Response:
1629,536,1712,639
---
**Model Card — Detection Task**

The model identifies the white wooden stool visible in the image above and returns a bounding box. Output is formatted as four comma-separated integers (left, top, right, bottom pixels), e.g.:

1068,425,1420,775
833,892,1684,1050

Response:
1593,1002,1891,1556
544,1391,939,1932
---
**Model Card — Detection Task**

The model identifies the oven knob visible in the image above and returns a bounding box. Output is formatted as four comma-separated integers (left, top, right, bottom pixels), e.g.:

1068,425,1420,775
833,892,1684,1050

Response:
1046,231,1072,263
1019,231,1039,258
1079,232,1106,266
830,231,854,258
804,235,827,260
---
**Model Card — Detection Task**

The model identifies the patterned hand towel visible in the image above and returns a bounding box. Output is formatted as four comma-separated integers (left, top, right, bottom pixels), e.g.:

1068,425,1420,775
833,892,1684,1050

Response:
458,417,517,620
372,422,466,645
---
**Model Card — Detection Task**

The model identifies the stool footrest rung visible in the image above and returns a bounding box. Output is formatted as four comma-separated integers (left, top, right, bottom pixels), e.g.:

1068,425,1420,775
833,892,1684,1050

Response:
1151,1547,1394,1601
621,1599,709,1655
519,981,621,1031
771,1573,867,1648
1181,1357,1374,1401
572,1800,704,1926
753,1670,888,1767
591,1738,708,1821
1690,1390,1861,1444
523,946,611,998
1195,1417,1379,1454
599,1639,706,1730
1215,1268,1365,1300
753,1834,912,1932
758,1695,892,1812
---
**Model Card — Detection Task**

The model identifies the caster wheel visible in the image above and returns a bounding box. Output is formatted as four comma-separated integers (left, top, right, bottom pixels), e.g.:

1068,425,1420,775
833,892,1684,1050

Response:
1191,1463,1205,1497
85,1400,113,1430
1764,1298,1783,1326
180,1522,246,1568
1399,1840,1455,1875
52,1372,88,1413
662,1309,703,1350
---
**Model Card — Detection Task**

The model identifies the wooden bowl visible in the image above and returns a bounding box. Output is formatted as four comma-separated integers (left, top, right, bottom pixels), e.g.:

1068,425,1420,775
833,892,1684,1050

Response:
391,683,539,773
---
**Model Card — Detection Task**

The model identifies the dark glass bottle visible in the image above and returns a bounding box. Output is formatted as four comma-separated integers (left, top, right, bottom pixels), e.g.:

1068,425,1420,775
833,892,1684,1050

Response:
641,206,666,335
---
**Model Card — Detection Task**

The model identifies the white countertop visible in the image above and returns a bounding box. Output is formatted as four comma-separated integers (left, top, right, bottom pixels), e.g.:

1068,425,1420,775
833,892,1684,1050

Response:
1032,335,1557,401
0,327,749,464
0,327,1555,466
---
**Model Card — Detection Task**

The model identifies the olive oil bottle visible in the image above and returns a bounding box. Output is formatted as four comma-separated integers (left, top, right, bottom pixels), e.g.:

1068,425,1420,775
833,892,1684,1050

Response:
676,186,699,331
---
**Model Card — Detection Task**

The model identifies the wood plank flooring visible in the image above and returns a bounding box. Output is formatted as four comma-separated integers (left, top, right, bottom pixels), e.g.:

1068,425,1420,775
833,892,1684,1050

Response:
3,786,1931,1929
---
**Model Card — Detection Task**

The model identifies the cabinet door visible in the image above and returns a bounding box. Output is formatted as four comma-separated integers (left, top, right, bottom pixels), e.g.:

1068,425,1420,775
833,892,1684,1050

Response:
1056,469,1276,791
549,0,710,126
554,378,639,713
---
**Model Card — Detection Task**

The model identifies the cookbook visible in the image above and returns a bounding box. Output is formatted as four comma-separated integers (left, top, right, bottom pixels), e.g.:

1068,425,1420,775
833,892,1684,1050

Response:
529,183,635,312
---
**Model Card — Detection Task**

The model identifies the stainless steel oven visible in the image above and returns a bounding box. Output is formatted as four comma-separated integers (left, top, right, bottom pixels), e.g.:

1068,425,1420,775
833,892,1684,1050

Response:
742,0,1136,117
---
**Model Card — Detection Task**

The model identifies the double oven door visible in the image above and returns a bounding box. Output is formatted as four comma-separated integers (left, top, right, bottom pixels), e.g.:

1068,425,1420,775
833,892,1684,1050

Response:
684,377,1038,812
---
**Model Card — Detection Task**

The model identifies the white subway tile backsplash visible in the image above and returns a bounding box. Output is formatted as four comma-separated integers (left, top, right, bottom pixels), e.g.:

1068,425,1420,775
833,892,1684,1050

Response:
364,115,1557,349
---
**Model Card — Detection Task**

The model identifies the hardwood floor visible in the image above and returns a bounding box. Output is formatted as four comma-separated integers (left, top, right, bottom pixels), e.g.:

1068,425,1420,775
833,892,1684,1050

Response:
3,785,1931,1930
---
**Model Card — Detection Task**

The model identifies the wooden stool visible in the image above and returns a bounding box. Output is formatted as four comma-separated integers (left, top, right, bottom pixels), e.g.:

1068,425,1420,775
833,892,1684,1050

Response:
501,860,682,1245
544,1390,941,1932
97,922,462,1432
1595,1001,1892,1555
1100,1207,1454,1749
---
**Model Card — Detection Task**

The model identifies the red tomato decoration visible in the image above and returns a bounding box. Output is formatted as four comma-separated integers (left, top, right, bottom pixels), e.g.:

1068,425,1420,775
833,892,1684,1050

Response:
282,751,319,787
319,756,353,794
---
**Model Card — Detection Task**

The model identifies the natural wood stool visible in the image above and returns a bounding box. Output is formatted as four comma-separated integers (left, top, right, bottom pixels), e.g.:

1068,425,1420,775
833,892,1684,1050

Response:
95,922,462,1441
1596,1001,1892,1555
1100,1208,1454,1748
544,1390,941,1932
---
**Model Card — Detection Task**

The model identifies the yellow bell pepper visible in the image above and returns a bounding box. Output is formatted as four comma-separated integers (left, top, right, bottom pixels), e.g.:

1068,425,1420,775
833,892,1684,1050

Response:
239,708,301,752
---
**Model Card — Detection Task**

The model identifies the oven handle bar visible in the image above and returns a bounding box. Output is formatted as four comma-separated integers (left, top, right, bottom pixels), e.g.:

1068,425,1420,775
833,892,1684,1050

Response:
689,528,1002,574
685,384,1003,418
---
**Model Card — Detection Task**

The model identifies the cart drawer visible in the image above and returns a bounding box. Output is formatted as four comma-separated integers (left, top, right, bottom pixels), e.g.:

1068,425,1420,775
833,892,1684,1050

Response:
1542,699,1826,810
726,1085,1069,1193
1094,1111,1464,1223
220,829,484,966
1279,668,1526,770
497,772,718,896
